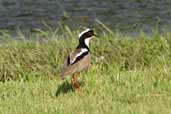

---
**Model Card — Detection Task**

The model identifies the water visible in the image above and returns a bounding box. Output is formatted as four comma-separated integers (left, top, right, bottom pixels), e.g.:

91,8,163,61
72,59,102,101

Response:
0,0,171,33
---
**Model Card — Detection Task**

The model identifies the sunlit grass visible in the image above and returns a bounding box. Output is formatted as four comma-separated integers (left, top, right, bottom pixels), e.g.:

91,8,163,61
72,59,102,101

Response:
0,27,171,114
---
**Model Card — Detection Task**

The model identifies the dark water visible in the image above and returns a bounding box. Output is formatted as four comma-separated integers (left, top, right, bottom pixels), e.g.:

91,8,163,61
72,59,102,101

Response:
0,0,171,33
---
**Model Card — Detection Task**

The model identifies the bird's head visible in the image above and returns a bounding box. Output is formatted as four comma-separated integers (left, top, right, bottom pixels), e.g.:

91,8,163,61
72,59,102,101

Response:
78,28,96,47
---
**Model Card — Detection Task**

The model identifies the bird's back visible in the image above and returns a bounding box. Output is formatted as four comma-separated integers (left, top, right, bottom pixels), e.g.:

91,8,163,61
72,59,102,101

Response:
60,49,91,79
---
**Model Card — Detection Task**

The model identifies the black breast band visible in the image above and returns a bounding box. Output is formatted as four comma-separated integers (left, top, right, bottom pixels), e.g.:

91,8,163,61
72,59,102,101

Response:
71,51,89,65
67,51,89,65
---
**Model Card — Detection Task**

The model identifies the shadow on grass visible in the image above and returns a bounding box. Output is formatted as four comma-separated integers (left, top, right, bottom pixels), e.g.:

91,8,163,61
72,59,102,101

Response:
55,81,74,96
55,80,85,96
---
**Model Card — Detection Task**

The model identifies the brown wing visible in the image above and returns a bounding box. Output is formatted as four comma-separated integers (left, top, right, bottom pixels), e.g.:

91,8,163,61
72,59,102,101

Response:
60,49,81,78
60,50,91,79
69,48,81,64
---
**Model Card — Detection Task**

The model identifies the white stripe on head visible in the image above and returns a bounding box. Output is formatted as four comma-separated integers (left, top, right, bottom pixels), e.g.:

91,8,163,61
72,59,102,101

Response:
70,48,88,64
78,29,91,38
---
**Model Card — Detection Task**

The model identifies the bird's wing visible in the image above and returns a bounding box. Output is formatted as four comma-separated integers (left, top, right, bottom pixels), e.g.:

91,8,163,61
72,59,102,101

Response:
68,48,88,65
60,49,81,77
60,48,89,78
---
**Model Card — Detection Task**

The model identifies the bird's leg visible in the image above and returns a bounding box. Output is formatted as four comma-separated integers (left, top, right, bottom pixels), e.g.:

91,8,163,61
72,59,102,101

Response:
71,74,75,88
75,72,80,89
71,72,80,90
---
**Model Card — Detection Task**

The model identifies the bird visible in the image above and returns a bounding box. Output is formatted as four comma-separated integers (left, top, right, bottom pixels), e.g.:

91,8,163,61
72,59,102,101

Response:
60,28,97,90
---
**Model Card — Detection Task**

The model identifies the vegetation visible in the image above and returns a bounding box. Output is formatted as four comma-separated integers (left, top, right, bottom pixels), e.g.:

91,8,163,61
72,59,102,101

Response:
0,27,171,114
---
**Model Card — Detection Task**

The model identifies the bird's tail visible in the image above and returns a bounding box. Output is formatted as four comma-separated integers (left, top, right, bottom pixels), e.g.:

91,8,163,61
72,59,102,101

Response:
59,71,65,80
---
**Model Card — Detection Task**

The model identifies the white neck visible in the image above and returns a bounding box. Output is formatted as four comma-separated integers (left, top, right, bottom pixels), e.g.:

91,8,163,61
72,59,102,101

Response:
84,38,91,47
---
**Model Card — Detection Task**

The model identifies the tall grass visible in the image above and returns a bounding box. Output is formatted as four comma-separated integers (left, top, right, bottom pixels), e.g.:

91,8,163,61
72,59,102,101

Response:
0,28,171,81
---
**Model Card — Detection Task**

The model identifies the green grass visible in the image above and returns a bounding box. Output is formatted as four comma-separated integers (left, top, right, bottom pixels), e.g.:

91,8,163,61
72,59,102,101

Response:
0,28,171,114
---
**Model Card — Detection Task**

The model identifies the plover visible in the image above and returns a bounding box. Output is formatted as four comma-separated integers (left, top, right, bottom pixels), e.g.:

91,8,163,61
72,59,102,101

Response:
60,28,96,90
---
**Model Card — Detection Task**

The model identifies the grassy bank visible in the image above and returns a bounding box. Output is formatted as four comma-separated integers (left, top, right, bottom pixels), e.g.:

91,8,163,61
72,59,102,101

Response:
0,29,171,114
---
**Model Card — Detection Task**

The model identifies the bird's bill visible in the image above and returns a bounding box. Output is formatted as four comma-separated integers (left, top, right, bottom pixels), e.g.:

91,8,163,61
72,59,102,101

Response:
94,34,99,38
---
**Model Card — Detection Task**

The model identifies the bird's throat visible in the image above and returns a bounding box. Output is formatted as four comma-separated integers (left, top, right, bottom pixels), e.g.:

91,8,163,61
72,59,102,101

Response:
84,38,90,47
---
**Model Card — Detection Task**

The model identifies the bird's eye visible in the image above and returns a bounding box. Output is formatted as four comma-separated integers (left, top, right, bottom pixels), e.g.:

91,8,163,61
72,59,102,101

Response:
88,31,93,36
